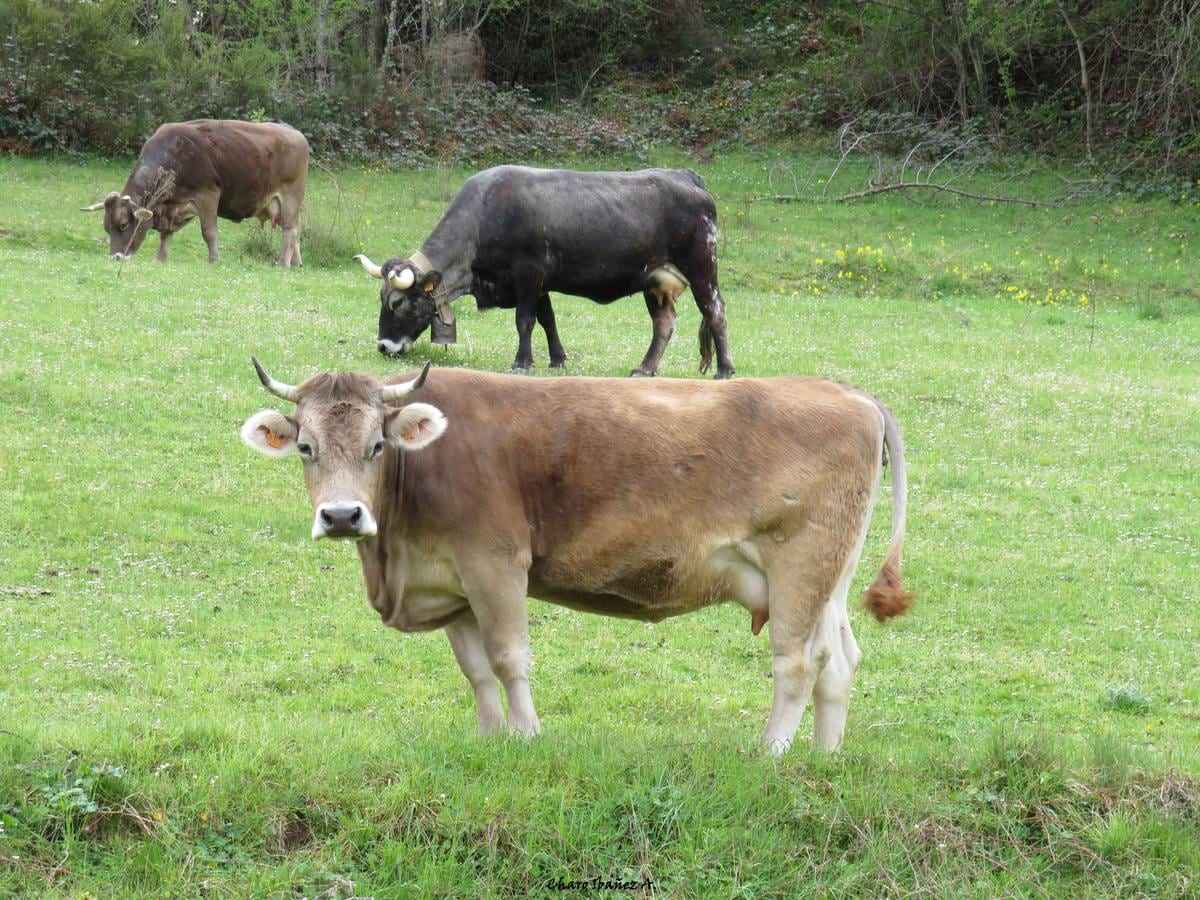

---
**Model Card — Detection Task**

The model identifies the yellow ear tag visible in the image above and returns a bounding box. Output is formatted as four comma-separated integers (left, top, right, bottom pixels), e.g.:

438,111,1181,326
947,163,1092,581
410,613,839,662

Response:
260,426,286,450
424,282,435,293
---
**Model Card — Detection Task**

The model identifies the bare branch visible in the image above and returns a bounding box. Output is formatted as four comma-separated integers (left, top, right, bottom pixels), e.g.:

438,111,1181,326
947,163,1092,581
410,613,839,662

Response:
857,0,937,25
768,162,799,198
901,139,937,182
924,136,979,182
1056,0,1095,159
835,182,1046,206
823,121,925,199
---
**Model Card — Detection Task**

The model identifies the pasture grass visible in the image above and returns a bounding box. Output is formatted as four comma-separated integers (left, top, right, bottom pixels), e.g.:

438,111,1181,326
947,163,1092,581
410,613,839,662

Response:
1,151,1197,896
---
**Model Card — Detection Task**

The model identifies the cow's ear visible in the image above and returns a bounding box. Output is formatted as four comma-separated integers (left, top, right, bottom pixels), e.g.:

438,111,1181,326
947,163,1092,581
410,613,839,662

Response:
133,207,153,222
386,402,446,450
420,271,442,294
241,410,298,457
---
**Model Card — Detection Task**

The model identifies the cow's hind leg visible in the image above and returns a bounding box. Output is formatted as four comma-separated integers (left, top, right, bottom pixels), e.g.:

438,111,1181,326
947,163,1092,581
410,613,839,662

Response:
811,434,881,749
760,571,828,754
277,192,303,268
760,482,873,753
535,293,568,368
510,265,545,372
445,614,505,735
811,556,865,751
631,290,678,377
675,217,734,378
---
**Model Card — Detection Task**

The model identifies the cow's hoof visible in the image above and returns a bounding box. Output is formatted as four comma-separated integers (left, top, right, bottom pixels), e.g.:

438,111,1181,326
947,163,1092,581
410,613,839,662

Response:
549,360,567,370
714,369,736,380
510,363,534,374
629,368,656,378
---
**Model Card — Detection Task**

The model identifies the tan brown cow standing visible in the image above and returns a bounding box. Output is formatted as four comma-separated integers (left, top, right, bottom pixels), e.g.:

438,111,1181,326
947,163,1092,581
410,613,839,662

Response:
81,120,309,266
240,362,914,752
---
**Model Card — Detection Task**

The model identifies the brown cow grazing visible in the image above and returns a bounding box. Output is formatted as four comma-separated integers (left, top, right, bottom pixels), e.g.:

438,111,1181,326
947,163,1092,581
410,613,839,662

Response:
81,120,309,266
240,362,914,752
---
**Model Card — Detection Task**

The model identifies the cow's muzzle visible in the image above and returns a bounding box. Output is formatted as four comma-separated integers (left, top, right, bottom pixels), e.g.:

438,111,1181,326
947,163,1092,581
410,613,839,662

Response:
110,252,130,261
377,337,413,356
312,501,378,540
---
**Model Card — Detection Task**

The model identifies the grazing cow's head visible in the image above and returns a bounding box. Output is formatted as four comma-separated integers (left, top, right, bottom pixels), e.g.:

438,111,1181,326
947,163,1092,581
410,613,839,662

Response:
354,254,442,356
240,358,447,540
80,192,154,260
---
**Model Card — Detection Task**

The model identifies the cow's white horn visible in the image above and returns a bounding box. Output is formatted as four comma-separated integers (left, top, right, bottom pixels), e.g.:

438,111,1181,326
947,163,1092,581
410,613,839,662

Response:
379,361,431,403
354,254,383,278
80,191,119,212
251,356,301,404
388,267,416,290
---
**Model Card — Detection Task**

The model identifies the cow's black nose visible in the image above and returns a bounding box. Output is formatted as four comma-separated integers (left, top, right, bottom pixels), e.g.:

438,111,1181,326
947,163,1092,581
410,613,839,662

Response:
321,506,361,529
313,501,375,539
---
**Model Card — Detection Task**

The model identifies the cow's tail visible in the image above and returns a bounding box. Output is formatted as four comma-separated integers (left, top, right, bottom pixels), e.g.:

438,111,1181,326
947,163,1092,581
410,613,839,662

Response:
862,399,914,622
698,321,714,374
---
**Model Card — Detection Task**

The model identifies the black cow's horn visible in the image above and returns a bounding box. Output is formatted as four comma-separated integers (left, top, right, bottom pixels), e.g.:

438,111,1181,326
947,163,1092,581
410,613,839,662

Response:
251,356,301,403
387,267,416,290
379,361,431,402
354,254,383,278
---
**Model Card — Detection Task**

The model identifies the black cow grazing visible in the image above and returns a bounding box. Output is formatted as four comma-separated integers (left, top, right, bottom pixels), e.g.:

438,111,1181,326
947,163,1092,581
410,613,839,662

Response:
81,119,309,266
355,165,735,378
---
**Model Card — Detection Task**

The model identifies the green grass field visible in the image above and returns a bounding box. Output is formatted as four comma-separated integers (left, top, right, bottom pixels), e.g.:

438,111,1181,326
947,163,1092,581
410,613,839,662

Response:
1,151,1197,897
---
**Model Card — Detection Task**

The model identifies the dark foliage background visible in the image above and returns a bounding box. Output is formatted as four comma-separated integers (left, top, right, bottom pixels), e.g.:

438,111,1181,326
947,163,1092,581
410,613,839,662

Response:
1,0,1196,171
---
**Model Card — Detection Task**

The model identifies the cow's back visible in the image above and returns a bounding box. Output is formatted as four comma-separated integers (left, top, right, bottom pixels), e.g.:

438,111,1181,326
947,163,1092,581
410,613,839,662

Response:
141,120,309,220
399,370,884,617
474,165,712,234
458,166,716,301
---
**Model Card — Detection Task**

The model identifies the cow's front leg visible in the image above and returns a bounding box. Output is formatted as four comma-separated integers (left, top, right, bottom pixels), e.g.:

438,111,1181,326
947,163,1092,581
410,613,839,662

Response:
510,267,545,372
195,193,220,263
631,290,677,377
511,302,537,372
445,614,505,735
535,293,567,368
458,558,540,735
155,231,172,262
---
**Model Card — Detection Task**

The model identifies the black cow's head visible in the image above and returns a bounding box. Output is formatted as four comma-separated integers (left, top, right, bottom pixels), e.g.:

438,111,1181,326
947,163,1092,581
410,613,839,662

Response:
81,192,154,260
355,255,442,356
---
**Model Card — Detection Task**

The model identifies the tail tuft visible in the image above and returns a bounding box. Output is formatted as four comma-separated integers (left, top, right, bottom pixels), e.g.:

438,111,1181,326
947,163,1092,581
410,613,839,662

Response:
861,397,913,623
862,561,914,622
698,321,713,374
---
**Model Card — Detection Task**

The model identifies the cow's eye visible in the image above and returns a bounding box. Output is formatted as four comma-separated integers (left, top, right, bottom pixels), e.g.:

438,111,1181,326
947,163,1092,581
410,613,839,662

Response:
371,440,385,458
298,443,314,458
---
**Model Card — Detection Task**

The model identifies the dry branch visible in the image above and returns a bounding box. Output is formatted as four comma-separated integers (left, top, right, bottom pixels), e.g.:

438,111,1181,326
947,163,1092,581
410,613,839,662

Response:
822,120,1045,206
835,182,1045,206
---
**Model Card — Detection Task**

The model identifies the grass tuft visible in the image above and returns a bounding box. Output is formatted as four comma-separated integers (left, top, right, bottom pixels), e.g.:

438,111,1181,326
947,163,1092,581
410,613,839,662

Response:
237,210,362,269
1103,682,1152,715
